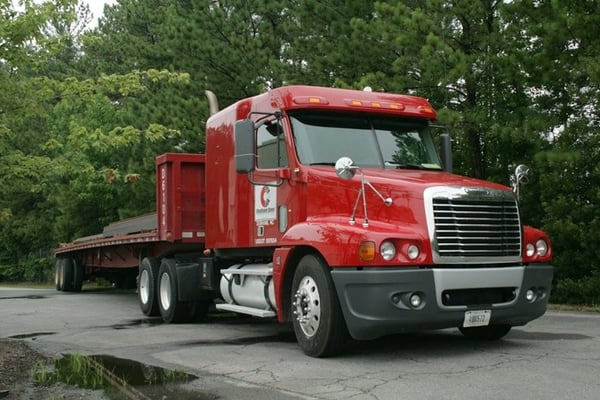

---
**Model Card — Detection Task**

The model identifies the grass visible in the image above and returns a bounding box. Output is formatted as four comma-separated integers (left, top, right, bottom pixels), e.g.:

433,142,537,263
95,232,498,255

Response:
33,354,105,390
548,303,600,313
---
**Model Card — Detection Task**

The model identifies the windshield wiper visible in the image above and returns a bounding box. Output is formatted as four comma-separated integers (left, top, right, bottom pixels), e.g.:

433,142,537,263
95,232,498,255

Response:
386,161,440,170
309,162,336,166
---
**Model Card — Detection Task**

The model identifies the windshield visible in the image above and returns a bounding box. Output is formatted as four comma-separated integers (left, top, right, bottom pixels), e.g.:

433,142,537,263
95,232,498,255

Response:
289,111,442,170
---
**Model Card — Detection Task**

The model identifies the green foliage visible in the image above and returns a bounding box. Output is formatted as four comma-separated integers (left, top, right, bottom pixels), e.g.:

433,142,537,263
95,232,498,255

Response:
551,276,600,306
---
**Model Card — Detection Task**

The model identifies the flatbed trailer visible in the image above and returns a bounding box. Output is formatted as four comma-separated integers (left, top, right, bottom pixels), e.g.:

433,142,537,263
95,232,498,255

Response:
54,153,207,290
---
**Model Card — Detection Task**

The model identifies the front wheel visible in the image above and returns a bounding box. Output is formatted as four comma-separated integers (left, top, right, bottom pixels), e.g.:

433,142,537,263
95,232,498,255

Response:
459,324,512,340
291,254,348,357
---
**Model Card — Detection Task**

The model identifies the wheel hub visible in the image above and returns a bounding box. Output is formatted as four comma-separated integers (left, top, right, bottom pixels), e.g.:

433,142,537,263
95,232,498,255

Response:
292,276,321,337
159,273,171,310
139,269,150,304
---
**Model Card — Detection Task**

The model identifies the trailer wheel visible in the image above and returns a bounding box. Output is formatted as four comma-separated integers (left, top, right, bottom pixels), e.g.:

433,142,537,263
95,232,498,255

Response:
138,257,160,316
60,258,75,292
157,258,187,323
291,254,348,357
72,259,84,292
459,325,512,340
54,259,63,291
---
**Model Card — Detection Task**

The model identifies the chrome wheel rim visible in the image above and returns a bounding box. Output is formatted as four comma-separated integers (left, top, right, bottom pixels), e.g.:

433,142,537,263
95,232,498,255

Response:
293,276,321,337
139,269,150,304
159,273,171,311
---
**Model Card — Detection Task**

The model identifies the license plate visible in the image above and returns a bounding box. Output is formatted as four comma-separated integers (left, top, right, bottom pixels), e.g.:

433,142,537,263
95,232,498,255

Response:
463,310,491,327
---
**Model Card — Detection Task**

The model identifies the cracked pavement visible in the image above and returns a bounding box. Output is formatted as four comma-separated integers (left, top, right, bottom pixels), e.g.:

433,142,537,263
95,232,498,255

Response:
1,287,599,400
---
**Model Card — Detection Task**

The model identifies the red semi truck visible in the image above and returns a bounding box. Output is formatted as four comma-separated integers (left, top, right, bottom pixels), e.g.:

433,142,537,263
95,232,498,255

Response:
54,85,553,357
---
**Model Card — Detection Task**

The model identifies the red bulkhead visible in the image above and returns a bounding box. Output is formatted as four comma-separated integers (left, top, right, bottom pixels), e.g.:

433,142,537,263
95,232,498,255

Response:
156,153,206,243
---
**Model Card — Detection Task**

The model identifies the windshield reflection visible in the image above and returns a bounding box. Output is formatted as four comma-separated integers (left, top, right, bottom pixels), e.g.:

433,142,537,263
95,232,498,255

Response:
290,111,442,170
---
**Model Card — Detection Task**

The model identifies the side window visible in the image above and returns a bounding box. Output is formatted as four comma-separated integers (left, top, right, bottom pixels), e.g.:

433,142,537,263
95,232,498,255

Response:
257,121,288,169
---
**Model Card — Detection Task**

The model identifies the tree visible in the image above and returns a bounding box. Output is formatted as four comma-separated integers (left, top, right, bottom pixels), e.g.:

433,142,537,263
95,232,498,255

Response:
0,1,191,281
510,0,600,301
0,0,81,280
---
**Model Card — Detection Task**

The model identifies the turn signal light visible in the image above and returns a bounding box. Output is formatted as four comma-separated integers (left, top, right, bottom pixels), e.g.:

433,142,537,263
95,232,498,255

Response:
359,241,376,261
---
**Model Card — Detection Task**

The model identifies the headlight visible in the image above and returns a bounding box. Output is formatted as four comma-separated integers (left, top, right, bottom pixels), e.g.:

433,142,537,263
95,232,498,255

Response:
407,244,420,260
380,241,396,261
536,239,548,257
526,243,535,257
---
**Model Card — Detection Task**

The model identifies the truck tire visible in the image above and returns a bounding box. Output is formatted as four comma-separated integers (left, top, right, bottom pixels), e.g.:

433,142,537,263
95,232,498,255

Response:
138,257,160,316
459,324,512,340
61,258,75,292
72,259,84,292
157,258,187,323
291,254,349,357
54,259,63,291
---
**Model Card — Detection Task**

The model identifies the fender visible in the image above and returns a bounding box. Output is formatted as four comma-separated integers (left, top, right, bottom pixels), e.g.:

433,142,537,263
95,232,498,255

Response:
278,215,429,267
272,216,429,322
272,247,293,323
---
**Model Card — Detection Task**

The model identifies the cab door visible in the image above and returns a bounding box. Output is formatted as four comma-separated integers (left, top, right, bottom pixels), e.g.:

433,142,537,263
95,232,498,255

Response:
250,119,300,247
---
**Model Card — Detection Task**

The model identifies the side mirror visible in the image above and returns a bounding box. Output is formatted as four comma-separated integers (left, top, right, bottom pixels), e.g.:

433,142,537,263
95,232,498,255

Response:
511,164,530,200
335,157,356,180
234,119,256,173
515,164,530,184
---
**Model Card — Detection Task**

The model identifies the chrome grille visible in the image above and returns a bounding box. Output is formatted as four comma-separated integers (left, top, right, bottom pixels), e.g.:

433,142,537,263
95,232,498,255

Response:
427,188,522,263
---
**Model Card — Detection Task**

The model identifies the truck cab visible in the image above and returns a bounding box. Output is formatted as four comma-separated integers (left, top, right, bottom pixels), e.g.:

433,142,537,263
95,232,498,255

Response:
204,86,553,356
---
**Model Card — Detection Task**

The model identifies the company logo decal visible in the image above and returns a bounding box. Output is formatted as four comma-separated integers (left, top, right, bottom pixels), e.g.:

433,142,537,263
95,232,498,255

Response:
255,184,277,222
260,186,271,208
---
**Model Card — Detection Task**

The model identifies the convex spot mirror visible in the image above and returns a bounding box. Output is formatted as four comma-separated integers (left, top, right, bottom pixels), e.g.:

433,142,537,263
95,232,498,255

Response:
335,157,356,180
515,164,530,185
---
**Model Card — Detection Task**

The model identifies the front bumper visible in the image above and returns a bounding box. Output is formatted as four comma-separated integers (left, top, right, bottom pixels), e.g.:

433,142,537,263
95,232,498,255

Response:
331,264,553,340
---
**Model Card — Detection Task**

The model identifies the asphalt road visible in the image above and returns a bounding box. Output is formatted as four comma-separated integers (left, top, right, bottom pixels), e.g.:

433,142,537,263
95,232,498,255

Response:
1,286,599,400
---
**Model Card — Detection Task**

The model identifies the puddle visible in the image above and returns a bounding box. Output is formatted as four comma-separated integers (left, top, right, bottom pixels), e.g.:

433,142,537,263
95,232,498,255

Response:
0,295,46,300
9,332,55,339
35,353,213,400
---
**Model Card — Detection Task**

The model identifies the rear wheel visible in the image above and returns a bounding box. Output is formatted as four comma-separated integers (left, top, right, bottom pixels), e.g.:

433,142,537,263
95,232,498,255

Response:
157,258,187,323
459,325,512,340
72,259,84,292
138,257,160,316
60,258,75,292
291,254,348,357
54,259,63,291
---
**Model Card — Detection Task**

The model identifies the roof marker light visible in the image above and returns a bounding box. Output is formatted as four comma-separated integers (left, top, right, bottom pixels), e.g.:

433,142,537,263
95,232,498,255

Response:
293,96,329,105
419,105,435,115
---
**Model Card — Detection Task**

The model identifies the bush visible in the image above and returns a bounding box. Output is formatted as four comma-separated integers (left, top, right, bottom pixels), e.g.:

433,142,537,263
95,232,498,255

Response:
0,255,53,283
551,276,600,306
